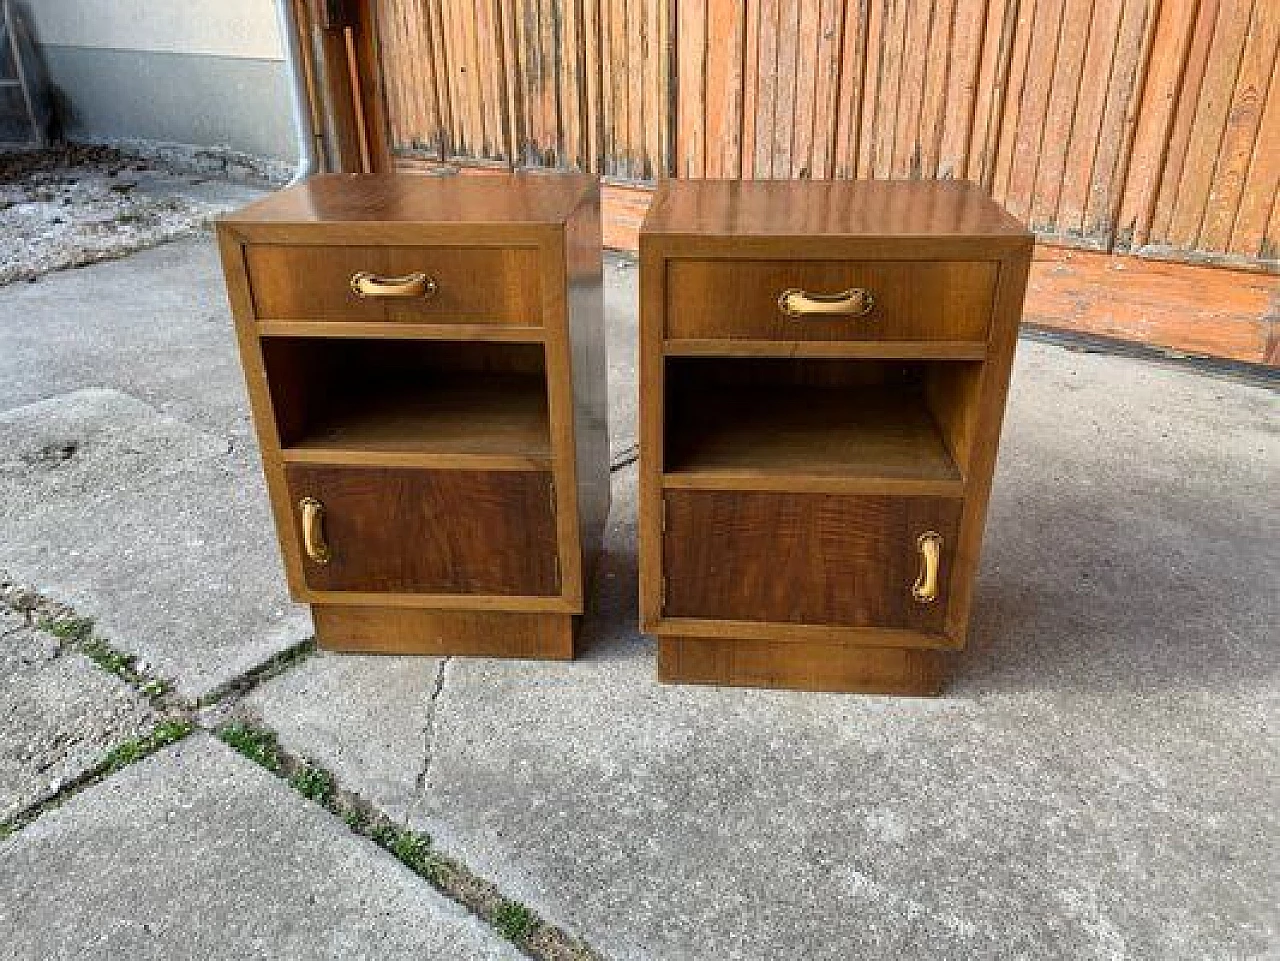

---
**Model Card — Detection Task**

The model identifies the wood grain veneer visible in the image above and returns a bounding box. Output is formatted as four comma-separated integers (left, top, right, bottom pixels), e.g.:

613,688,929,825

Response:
639,179,1032,694
217,173,608,657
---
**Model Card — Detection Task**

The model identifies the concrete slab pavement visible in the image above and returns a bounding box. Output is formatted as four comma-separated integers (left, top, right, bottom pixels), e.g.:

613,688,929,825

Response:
243,652,440,825
0,612,157,822
246,341,1278,960
0,734,523,961
0,389,310,701
0,235,256,443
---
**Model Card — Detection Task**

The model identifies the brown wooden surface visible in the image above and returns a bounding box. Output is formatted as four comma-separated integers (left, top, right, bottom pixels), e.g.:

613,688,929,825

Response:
279,374,551,468
285,466,559,595
639,179,1031,692
663,380,962,491
657,636,947,695
642,179,1028,239
217,173,610,656
314,605,575,657
245,244,541,324
220,171,596,227
665,258,996,343
662,491,961,634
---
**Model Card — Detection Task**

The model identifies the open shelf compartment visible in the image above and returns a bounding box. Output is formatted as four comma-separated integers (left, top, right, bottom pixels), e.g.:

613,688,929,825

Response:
262,338,551,466
663,356,981,491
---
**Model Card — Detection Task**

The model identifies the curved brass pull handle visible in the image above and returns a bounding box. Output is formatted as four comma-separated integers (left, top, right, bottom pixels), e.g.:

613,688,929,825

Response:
299,497,331,565
777,287,875,319
912,531,943,604
349,271,438,299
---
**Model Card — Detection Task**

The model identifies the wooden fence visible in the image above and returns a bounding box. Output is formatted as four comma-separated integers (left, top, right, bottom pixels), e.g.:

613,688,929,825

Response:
365,0,1278,273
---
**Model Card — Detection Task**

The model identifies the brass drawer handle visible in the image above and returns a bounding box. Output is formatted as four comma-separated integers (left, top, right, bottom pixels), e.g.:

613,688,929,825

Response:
299,497,331,565
349,271,438,299
912,531,943,604
777,287,875,318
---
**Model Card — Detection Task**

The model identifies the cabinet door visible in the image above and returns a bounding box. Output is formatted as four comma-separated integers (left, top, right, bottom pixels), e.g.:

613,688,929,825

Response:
285,466,559,596
663,491,961,633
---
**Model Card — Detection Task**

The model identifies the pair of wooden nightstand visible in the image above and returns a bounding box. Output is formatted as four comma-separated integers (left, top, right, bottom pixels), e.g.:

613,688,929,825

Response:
218,174,1030,695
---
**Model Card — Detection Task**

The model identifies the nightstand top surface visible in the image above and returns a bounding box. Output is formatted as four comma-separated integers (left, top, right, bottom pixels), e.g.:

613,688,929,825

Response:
642,179,1028,239
221,172,595,228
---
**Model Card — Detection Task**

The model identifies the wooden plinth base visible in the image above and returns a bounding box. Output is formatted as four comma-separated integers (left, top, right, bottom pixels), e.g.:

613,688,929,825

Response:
657,636,948,695
313,605,576,659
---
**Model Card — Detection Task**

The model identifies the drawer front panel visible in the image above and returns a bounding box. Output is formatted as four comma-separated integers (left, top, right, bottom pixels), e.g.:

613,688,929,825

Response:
246,245,542,325
285,466,559,595
663,490,961,632
666,260,996,342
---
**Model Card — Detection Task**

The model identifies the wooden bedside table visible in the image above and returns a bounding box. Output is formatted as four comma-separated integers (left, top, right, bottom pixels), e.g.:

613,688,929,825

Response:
217,173,608,659
638,180,1032,694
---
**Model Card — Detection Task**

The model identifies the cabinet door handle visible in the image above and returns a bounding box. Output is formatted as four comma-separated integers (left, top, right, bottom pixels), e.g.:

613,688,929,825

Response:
912,531,943,603
777,287,875,318
349,271,438,299
299,497,332,564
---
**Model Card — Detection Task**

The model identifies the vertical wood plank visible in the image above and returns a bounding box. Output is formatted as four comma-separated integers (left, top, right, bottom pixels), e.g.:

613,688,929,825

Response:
582,0,601,172
968,0,1019,185
651,0,672,179
427,0,456,156
772,0,803,177
833,0,869,178
1058,0,1126,235
809,0,846,178
919,0,959,178
872,0,908,178
742,0,761,176
541,0,563,165
937,0,985,179
789,0,821,177
892,0,937,176
1030,0,1092,230
678,0,708,177
626,0,645,176
499,0,524,163
561,0,582,167
1199,0,1279,251
990,0,1036,199
609,0,629,176
1115,0,1199,248
1148,0,1218,244
1166,0,1254,246
1229,56,1280,257
706,0,747,177
855,0,887,177
1004,0,1064,220
754,0,781,176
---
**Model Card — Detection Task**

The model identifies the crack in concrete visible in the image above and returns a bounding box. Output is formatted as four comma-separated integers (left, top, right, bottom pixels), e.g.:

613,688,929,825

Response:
414,656,451,798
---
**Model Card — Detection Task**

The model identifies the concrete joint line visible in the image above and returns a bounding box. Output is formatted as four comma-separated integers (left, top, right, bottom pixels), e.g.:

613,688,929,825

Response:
1,720,196,838
0,570,316,719
215,716,605,961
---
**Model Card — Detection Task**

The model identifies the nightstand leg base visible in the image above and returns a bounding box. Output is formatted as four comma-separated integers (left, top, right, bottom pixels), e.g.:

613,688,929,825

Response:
313,606,576,660
656,636,948,695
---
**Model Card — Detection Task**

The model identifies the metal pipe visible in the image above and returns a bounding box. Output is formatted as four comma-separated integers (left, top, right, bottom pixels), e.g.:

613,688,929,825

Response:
276,0,318,184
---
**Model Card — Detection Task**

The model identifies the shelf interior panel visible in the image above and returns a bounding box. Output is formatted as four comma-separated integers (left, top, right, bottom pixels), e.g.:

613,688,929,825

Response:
284,374,550,461
664,382,961,486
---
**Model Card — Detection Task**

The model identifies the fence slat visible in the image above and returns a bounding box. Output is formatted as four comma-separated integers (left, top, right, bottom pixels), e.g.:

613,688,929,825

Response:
373,0,1276,268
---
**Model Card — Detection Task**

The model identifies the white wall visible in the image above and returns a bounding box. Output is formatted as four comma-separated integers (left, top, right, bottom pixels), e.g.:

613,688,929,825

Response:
20,0,293,160
24,0,283,60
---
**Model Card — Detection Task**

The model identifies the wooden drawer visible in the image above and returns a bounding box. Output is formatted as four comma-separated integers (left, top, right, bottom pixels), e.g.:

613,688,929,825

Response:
284,466,559,596
666,260,996,342
245,245,542,325
662,490,962,633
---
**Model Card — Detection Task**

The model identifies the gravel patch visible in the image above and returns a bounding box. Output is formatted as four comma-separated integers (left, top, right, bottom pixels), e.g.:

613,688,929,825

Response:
1,143,267,285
